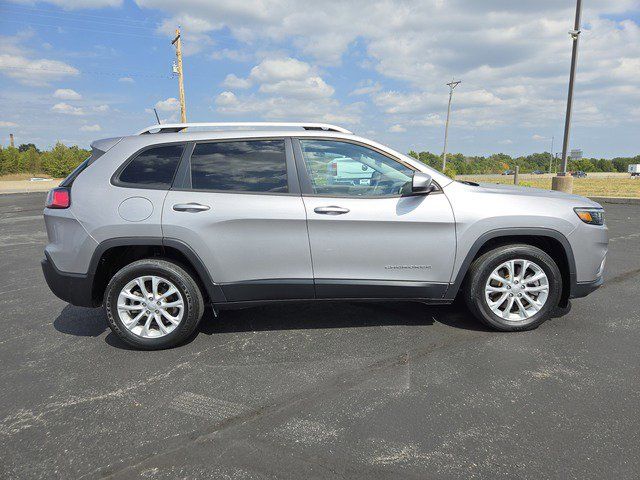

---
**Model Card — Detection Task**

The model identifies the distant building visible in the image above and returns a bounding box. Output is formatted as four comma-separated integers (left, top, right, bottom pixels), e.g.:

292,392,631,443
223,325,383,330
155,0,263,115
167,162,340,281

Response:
570,149,583,161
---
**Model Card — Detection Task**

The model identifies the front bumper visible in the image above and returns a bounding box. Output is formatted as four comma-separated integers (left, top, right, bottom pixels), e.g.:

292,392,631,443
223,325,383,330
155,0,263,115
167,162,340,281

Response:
41,252,96,308
570,275,604,299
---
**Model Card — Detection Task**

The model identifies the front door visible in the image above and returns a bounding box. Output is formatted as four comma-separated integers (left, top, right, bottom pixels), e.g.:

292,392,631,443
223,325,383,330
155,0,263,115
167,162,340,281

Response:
162,138,314,302
294,138,456,300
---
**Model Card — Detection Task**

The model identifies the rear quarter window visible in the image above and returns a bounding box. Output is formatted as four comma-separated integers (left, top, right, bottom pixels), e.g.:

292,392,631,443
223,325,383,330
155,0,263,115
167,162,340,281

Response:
117,144,184,188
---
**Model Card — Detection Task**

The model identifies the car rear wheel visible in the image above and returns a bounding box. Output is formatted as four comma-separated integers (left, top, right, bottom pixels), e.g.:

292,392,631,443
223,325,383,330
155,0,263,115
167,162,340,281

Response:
464,244,562,331
104,259,204,349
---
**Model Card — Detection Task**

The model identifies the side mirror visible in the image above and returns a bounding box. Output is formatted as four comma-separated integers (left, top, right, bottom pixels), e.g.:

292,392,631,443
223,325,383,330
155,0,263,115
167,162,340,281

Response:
411,172,434,194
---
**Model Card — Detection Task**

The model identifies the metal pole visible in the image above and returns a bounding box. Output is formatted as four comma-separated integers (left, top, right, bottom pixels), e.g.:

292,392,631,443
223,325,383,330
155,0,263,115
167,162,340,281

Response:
442,79,461,172
559,0,582,176
549,135,554,172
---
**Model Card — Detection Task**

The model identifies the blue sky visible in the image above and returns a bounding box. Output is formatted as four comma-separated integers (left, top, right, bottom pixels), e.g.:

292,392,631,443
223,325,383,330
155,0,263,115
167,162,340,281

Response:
0,0,639,158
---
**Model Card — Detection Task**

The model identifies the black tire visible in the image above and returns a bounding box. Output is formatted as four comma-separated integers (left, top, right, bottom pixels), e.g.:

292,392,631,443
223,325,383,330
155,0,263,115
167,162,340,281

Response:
104,259,205,350
463,244,562,331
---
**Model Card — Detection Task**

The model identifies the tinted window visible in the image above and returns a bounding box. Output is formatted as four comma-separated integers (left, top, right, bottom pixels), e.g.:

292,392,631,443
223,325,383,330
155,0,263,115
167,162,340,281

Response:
190,140,287,193
299,139,413,197
118,144,184,187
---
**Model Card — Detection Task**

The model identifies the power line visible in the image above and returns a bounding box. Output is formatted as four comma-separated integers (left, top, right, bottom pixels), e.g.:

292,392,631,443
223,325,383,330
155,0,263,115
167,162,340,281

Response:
0,2,155,26
0,64,174,79
1,19,166,39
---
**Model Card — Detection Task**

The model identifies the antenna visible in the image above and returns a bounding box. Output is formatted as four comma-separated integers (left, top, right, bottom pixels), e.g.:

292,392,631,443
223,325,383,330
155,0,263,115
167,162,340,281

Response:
153,108,161,125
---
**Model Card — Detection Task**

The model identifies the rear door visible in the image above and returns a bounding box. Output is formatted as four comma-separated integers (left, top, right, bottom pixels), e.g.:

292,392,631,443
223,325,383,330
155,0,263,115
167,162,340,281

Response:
293,138,456,300
162,137,314,302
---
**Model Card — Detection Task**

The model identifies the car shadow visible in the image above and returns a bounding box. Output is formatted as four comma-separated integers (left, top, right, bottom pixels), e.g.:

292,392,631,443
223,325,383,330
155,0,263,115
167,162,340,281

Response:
53,304,108,337
53,299,574,349
198,300,493,335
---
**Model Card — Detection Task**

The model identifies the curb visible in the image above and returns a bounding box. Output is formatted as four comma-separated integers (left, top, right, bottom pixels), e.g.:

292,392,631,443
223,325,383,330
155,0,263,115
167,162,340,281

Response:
588,196,640,205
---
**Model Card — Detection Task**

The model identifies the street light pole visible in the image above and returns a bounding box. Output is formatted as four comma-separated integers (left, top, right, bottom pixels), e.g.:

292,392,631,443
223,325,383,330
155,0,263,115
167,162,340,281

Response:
442,78,461,172
553,0,582,192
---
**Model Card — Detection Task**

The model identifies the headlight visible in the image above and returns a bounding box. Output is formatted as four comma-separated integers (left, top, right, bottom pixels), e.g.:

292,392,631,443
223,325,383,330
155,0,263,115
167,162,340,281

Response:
574,207,605,225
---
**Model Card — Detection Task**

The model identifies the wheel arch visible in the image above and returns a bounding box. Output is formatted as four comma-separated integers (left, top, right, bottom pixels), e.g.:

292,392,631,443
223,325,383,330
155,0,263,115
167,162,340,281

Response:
89,237,226,306
445,228,576,306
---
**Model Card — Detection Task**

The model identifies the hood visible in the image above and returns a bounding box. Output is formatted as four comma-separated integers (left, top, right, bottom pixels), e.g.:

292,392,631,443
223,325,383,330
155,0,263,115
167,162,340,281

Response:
470,182,602,207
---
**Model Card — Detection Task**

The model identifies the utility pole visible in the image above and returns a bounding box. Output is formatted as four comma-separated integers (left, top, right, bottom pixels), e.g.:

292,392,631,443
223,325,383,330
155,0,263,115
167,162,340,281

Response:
9,133,14,148
549,135,554,172
552,0,582,193
171,27,187,123
442,78,461,172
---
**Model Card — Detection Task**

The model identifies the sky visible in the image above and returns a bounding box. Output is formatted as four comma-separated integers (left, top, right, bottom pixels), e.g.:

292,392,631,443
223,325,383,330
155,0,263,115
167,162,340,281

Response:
0,0,639,158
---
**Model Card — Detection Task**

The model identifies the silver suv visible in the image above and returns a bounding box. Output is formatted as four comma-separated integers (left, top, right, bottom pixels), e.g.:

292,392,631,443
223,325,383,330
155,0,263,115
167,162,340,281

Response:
42,122,608,349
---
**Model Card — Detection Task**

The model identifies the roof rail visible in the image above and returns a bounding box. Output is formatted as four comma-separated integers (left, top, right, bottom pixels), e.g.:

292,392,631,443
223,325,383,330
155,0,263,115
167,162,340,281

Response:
136,122,353,135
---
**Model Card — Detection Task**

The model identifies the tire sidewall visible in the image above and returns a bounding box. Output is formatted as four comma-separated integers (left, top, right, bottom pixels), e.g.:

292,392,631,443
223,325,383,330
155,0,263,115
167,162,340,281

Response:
104,261,200,349
472,247,562,331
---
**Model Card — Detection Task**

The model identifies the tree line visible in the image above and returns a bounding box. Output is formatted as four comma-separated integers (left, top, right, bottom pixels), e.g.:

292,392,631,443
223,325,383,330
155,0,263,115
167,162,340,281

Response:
0,143,90,178
0,142,638,179
409,150,639,177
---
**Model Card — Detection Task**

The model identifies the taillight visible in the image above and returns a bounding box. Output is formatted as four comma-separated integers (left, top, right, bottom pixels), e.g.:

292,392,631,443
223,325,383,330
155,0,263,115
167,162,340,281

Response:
332,162,337,175
45,188,70,209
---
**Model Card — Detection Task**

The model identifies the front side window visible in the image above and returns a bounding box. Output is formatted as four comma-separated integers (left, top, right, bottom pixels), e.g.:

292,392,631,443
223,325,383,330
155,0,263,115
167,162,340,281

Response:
299,139,414,197
190,140,287,193
118,144,184,188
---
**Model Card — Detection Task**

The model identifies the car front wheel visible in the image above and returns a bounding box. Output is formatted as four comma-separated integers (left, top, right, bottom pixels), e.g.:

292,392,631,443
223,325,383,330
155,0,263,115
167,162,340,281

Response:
464,244,562,331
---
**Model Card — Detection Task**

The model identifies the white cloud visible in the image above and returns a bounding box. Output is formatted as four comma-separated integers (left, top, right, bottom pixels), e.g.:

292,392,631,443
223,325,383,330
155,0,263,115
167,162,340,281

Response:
80,124,101,132
136,0,640,155
532,134,546,141
0,121,18,127
155,97,180,112
53,88,82,100
350,81,382,96
118,77,135,83
222,73,252,89
51,102,85,116
0,33,79,87
213,56,355,123
249,58,312,82
94,104,110,112
389,124,406,133
0,53,79,87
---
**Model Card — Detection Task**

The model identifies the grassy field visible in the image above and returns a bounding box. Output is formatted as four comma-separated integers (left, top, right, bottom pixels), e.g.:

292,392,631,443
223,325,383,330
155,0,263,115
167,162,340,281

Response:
462,174,640,198
0,173,61,194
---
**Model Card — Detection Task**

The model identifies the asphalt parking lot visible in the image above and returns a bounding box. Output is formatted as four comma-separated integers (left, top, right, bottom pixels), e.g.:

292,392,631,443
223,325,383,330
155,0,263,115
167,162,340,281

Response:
1,192,638,479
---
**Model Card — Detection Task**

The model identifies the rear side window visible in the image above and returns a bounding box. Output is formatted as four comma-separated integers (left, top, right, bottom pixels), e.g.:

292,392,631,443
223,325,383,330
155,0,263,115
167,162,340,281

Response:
118,144,184,188
190,140,287,193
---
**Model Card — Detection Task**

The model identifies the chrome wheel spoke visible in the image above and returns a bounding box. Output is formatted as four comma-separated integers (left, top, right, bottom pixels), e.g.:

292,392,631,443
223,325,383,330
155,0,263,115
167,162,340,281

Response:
126,310,146,328
160,309,181,325
515,297,528,318
162,300,183,308
118,303,144,310
524,272,545,284
136,278,150,298
117,275,184,339
485,258,549,323
502,296,515,318
522,292,543,311
524,284,548,293
159,287,178,300
489,273,506,284
151,276,160,297
488,292,508,310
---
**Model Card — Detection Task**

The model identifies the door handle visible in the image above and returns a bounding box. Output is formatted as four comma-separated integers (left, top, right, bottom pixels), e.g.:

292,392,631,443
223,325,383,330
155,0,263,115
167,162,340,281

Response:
173,203,210,212
314,206,350,215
